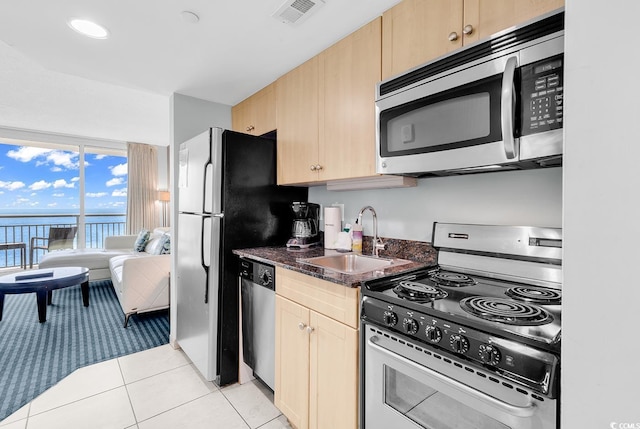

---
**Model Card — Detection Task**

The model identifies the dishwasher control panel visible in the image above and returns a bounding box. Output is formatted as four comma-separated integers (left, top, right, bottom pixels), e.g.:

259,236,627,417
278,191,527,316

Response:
239,259,275,289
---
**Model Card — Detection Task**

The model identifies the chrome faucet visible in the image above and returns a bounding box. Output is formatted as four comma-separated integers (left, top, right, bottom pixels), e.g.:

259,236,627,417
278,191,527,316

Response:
357,206,386,257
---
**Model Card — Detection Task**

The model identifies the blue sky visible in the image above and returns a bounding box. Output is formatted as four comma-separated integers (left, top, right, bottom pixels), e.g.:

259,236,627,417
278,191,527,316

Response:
0,143,127,213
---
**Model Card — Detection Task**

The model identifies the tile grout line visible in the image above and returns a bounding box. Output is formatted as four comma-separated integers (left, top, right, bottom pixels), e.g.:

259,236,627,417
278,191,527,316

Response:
218,387,252,429
118,356,140,425
132,391,217,426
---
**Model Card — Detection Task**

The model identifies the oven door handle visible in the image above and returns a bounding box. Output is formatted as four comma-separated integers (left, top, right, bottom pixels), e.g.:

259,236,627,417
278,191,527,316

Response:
501,56,519,160
368,336,537,418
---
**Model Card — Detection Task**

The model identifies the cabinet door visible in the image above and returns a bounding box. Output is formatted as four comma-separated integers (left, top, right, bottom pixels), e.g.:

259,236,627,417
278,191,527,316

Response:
309,311,359,429
462,0,565,44
382,0,463,80
319,18,381,181
275,296,310,429
276,56,320,185
231,84,276,135
250,84,276,136
231,100,248,134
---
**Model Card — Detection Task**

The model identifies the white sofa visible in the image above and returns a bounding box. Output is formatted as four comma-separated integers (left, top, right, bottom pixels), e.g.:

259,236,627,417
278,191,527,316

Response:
38,228,171,327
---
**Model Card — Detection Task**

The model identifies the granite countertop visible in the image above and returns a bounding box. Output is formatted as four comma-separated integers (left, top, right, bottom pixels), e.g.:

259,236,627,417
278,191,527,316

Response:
233,237,437,288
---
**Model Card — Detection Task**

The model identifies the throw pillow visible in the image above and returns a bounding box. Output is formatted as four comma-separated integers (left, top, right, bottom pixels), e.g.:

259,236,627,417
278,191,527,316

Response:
133,229,150,252
144,237,164,255
159,234,171,255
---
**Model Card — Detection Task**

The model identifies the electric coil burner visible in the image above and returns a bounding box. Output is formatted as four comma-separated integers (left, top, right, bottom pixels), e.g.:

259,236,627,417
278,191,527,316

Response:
393,280,447,302
460,296,553,325
429,271,476,287
361,223,563,429
506,286,562,304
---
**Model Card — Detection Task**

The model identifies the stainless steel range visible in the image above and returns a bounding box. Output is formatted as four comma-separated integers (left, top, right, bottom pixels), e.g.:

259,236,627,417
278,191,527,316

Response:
360,223,562,429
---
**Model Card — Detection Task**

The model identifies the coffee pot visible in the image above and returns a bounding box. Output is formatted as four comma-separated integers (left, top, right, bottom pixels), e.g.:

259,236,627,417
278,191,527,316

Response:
286,202,320,248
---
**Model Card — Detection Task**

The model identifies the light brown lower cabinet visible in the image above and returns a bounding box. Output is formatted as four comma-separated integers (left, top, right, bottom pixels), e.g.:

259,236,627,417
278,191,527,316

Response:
275,268,359,429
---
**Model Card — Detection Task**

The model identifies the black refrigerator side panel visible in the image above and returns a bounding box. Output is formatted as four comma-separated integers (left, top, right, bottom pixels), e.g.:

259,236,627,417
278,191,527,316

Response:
217,130,308,386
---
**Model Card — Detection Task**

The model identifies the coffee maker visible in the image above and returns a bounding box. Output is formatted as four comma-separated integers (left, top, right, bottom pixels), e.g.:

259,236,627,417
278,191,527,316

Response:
286,202,320,248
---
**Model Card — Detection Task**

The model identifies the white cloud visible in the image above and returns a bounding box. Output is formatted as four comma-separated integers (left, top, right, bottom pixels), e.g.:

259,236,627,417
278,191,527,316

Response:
0,180,26,191
71,177,80,182
52,193,65,197
94,154,107,160
86,192,108,198
106,177,124,187
112,188,127,197
29,180,51,191
6,146,79,170
110,163,127,176
6,147,52,162
48,202,58,207
45,151,79,170
53,179,75,189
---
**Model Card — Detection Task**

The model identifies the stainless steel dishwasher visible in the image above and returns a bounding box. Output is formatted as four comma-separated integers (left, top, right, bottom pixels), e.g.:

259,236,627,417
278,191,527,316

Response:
239,258,275,390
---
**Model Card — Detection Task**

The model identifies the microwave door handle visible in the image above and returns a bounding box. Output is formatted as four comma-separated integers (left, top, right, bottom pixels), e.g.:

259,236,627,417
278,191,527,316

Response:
501,56,519,159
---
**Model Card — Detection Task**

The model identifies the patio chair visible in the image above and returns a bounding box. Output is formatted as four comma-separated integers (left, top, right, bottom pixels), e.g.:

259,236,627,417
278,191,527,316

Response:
30,226,78,268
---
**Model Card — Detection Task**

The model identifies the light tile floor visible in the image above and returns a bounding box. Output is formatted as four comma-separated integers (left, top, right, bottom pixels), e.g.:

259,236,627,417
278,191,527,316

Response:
0,345,291,429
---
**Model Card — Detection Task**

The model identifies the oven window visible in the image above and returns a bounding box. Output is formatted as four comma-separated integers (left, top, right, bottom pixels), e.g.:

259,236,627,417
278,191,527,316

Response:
384,366,511,429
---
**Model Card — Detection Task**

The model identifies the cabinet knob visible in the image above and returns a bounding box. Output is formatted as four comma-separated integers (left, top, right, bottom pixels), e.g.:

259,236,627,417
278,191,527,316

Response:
298,322,307,330
448,31,459,41
463,24,474,36
246,125,255,132
306,326,315,334
310,165,317,171
315,164,323,171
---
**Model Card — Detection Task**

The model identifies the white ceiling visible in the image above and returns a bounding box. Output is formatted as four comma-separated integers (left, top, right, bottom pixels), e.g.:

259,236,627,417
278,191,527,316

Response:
0,0,401,107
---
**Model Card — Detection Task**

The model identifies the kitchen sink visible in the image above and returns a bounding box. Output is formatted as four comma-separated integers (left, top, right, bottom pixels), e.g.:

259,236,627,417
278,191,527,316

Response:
298,253,412,275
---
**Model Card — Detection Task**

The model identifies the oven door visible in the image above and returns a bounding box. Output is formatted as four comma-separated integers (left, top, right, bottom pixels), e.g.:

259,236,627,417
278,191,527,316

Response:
362,324,556,429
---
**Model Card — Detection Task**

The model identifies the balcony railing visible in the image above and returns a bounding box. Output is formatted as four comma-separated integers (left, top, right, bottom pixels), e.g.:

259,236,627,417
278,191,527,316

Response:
0,213,126,270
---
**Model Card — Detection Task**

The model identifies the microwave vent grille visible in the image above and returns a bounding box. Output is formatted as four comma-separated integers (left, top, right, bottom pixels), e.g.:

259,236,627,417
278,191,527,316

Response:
379,10,564,97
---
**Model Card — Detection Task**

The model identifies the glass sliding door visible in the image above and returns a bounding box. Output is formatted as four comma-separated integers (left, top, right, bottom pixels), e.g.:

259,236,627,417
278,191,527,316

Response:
84,146,127,248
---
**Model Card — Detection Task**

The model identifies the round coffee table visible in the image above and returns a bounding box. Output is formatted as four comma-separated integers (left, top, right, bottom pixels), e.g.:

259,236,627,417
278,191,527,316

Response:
0,267,90,323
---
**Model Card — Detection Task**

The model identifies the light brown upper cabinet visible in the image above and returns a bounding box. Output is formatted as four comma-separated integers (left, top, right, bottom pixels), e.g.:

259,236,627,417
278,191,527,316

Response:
319,17,381,182
277,18,381,185
382,0,565,80
276,55,320,185
231,83,276,136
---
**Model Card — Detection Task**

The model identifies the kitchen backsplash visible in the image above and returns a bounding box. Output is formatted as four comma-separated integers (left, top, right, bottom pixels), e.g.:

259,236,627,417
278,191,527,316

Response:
310,167,562,243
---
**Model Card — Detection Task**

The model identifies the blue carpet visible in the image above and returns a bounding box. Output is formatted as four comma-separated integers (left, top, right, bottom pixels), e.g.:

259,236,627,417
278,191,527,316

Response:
0,279,169,421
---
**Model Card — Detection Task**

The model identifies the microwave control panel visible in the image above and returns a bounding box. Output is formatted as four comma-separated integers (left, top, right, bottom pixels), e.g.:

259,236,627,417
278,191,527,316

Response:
520,54,564,136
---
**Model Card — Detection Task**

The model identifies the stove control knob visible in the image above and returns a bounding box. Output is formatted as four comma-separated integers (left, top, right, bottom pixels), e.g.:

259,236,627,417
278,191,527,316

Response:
382,311,398,327
449,334,470,354
424,325,442,343
479,344,501,366
403,318,419,335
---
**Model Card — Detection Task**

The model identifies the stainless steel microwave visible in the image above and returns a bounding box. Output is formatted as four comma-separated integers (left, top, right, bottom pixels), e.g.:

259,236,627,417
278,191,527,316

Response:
376,10,564,177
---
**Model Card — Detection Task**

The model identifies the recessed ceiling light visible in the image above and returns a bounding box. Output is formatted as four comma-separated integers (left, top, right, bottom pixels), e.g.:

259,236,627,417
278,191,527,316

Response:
67,18,109,39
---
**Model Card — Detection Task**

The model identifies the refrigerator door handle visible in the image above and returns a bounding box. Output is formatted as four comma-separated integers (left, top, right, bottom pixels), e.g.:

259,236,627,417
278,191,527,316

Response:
201,215,211,303
203,161,213,214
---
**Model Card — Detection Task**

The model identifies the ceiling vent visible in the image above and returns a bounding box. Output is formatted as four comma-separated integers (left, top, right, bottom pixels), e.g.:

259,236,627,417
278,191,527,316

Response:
272,0,325,26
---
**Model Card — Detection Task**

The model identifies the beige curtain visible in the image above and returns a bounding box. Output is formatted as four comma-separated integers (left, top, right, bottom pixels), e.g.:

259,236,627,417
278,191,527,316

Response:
126,142,158,234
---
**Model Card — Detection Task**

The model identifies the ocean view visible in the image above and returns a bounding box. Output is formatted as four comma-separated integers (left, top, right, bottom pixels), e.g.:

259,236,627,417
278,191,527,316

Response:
0,210,126,269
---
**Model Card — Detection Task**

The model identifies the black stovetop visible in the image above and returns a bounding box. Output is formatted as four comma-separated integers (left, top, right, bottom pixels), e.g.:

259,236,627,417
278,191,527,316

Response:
362,266,562,350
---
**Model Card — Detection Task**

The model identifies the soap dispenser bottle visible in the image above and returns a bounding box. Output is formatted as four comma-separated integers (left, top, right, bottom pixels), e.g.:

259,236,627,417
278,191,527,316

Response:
352,223,363,254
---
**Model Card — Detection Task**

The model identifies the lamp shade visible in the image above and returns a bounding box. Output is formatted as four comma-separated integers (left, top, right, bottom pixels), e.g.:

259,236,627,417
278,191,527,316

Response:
157,190,170,202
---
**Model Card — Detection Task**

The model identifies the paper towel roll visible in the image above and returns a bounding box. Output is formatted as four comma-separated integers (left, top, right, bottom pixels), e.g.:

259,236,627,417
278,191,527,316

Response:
324,207,342,249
